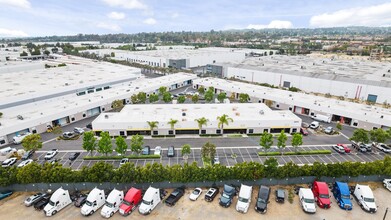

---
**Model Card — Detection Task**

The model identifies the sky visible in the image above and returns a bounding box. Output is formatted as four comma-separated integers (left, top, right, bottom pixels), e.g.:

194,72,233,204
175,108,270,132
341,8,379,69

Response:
0,0,391,37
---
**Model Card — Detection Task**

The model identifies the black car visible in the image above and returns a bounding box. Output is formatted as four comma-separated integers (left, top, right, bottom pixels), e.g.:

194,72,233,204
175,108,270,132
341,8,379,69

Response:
74,193,88,207
70,190,82,202
164,186,185,206
34,194,51,210
21,150,35,160
142,146,151,155
69,152,81,161
255,185,271,213
167,146,175,157
86,123,93,129
205,187,219,202
219,184,236,207
275,188,285,203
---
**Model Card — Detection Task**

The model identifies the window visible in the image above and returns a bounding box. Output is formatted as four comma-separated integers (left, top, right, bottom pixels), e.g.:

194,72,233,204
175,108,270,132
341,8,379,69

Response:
248,129,254,134
102,108,105,112
87,90,94,94
71,117,75,121
83,113,86,118
216,129,221,134
153,130,158,135
0,139,5,145
367,94,377,103
352,122,358,127
201,130,206,134
276,104,280,108
283,81,291,88
168,130,174,135
289,107,292,111
263,129,269,133
104,86,110,90
119,131,125,136
77,91,86,96
292,128,297,133
96,88,102,92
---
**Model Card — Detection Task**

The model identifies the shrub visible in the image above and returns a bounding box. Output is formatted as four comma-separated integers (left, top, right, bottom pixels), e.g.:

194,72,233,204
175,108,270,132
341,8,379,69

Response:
83,155,161,160
258,152,281,156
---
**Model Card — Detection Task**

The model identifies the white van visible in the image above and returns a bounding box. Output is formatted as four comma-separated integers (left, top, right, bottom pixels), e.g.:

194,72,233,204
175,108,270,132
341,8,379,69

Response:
12,132,31,144
44,188,72,216
236,184,252,213
299,188,316,213
139,186,161,215
353,184,377,213
81,187,106,216
100,189,124,218
309,121,320,129
311,114,331,123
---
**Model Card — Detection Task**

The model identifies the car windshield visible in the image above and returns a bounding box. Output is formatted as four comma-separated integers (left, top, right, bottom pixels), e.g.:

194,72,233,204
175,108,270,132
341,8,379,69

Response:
85,200,93,206
238,197,248,203
222,193,230,199
341,194,350,199
193,189,200,195
304,198,314,203
142,200,151,205
320,194,329,199
257,198,265,203
105,202,114,208
364,197,374,203
48,200,55,206
123,199,131,206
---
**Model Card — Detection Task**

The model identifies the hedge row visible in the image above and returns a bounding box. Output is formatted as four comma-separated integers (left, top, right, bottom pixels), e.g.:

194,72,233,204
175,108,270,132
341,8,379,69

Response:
258,150,331,156
83,155,161,160
1,156,390,186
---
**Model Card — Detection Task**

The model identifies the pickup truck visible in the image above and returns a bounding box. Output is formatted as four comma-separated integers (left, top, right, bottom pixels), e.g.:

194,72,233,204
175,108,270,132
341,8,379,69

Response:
164,187,185,207
34,194,51,210
205,187,219,202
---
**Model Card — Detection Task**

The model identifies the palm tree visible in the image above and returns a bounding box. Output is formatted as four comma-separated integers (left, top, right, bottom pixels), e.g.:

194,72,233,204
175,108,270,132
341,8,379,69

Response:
167,118,178,135
217,114,233,135
147,121,159,136
195,117,209,135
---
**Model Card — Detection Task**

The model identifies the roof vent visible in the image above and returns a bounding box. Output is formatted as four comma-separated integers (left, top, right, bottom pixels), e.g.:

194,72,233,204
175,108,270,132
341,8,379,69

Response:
259,110,264,115
17,115,24,120
182,112,186,116
105,115,109,119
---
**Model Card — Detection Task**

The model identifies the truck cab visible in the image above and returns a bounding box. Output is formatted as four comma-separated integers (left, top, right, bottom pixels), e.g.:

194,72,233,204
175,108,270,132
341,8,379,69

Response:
353,184,377,213
100,189,124,218
138,186,161,215
119,187,142,216
312,181,331,209
43,188,72,216
236,184,252,213
219,184,236,207
332,181,352,210
299,188,316,213
81,187,105,216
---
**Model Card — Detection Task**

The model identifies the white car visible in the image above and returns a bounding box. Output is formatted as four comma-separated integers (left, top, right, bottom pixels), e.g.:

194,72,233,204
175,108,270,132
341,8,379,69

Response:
44,149,58,160
119,158,129,166
383,179,391,192
189,188,202,201
74,127,85,134
17,159,33,168
1,157,17,167
154,146,162,155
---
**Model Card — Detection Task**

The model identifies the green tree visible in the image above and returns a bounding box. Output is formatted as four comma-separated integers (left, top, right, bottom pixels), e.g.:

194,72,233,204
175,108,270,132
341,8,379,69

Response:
239,93,250,103
111,99,124,111
198,86,205,95
201,142,216,160
149,93,159,103
147,121,159,135
217,114,233,134
204,89,214,103
16,162,42,184
130,134,144,155
369,129,390,144
277,130,287,154
130,94,138,104
31,48,41,55
336,122,343,132
158,86,167,95
21,134,42,152
82,131,96,155
177,95,186,103
0,112,2,118
110,52,115,57
137,92,147,104
192,94,199,103
260,132,273,153
162,92,172,103
115,136,128,156
43,50,50,56
291,133,303,152
181,144,191,162
97,132,112,156
168,118,178,133
350,128,369,144
217,92,226,103
195,117,209,134
20,51,28,56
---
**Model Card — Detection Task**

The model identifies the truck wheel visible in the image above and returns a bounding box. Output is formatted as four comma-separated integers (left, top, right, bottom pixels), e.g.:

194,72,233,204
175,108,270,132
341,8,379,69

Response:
52,210,57,215
89,210,94,215
110,212,114,217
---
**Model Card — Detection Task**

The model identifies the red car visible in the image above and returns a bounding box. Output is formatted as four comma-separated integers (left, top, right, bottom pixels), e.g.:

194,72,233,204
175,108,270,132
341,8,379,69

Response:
300,127,309,136
337,144,351,153
312,181,331,209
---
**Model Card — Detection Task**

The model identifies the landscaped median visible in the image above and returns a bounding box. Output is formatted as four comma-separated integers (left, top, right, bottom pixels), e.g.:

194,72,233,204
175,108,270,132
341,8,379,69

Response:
83,155,161,160
258,150,331,156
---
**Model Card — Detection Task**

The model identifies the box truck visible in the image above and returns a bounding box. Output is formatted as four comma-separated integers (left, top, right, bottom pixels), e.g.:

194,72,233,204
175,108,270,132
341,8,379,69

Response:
43,188,72,216
311,114,331,123
81,187,105,216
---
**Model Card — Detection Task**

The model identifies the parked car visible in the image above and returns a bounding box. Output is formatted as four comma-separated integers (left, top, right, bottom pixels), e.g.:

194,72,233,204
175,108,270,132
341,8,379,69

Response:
119,187,142,216
154,146,162,156
142,146,150,155
189,188,202,201
299,188,316,213
352,184,377,213
74,193,88,208
24,193,47,207
332,181,352,210
219,184,236,207
352,141,367,153
62,132,76,139
309,121,320,129
34,194,51,210
213,156,220,165
275,188,285,203
312,181,331,209
46,158,60,165
332,145,345,154
300,127,309,136
374,143,391,153
0,190,13,200
324,126,334,135
360,143,372,152
73,127,84,134
165,187,185,206
21,150,35,160
205,187,219,202
255,185,270,213
236,184,252,213
2,157,17,167
17,159,33,168
383,179,391,192
44,149,58,160
167,146,175,157
119,158,129,166
337,144,351,153
69,152,80,161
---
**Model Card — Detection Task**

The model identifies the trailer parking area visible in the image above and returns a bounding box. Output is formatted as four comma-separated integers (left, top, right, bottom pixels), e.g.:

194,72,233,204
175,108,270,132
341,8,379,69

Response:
0,182,390,220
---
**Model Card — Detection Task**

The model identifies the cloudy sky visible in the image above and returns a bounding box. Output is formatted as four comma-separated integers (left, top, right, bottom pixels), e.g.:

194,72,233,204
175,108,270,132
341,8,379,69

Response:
0,0,390,37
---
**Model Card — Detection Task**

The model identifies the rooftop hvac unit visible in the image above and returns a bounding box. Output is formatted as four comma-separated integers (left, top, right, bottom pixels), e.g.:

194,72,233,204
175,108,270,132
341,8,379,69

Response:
17,115,23,120
259,110,264,115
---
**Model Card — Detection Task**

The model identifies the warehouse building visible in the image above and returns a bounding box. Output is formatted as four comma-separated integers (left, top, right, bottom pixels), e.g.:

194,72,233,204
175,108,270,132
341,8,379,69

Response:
91,103,302,136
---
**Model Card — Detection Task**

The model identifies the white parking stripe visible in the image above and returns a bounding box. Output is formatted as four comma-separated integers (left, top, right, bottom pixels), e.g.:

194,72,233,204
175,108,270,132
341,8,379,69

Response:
223,148,231,167
245,148,254,162
230,148,238,163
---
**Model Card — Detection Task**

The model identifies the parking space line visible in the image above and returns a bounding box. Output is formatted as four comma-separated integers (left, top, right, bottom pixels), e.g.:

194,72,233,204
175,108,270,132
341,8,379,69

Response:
238,148,245,161
223,148,231,167
330,154,342,163
76,161,84,170
245,148,253,162
230,148,238,164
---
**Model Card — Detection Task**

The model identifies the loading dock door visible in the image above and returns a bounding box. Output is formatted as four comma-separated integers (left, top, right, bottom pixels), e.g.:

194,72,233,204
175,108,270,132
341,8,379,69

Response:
294,106,302,114
87,107,101,117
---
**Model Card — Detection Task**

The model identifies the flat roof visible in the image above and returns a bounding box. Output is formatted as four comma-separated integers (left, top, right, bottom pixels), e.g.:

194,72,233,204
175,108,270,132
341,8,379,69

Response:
193,78,391,127
218,55,391,87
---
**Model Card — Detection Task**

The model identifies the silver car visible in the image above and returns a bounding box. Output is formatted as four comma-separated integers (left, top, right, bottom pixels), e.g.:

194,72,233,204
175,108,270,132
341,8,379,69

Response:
24,193,46,207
